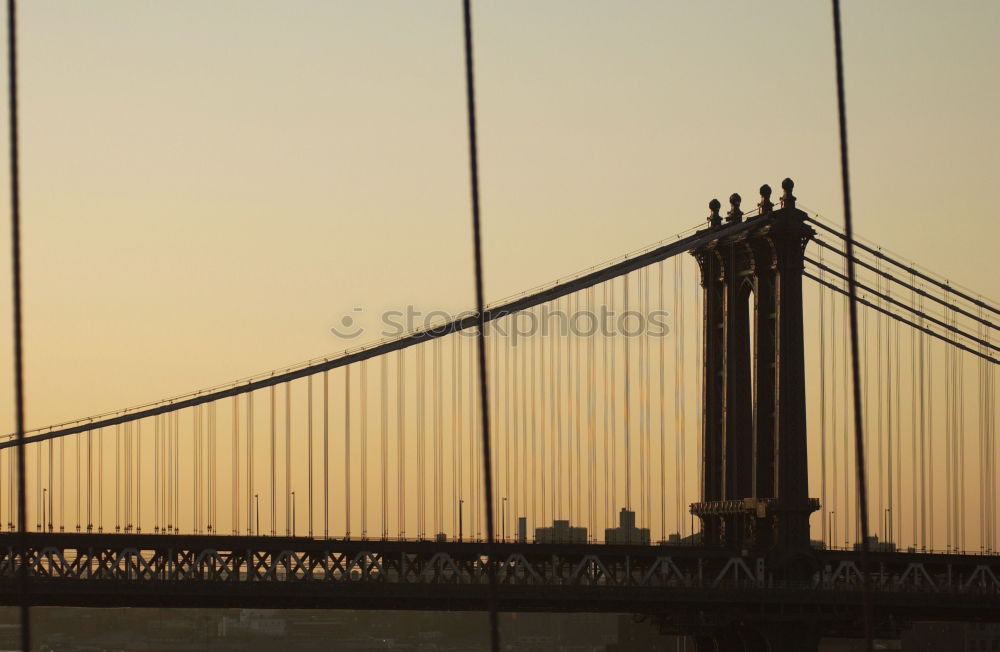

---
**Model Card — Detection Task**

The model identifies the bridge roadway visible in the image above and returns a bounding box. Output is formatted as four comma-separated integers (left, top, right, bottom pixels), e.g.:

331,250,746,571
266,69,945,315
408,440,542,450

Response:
0,533,998,634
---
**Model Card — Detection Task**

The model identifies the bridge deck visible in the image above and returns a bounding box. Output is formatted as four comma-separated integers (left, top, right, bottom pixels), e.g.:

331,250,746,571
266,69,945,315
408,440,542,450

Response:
0,533,997,631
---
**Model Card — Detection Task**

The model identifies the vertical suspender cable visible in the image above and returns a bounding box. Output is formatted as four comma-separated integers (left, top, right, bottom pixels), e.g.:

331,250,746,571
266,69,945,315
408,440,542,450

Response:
453,335,461,537
5,0,30,638
886,277,894,546
308,375,314,537
285,383,291,536
659,263,666,541
174,409,179,530
894,310,901,546
551,313,558,519
624,274,632,511
324,370,329,539
830,272,838,546
344,366,351,538
842,281,849,545
603,281,610,530
137,420,141,532
911,276,917,548
416,345,424,538
575,293,583,527
639,270,648,528
819,249,828,546
268,385,278,537
380,354,388,539
587,286,596,540
610,279,617,520
927,325,934,549
99,428,104,532
247,392,254,535
232,397,238,535
538,314,547,528
60,433,64,530
396,348,402,538
505,318,512,533
672,258,681,537
361,360,368,538
87,428,92,531
876,257,884,536
115,425,120,531
830,1,874,646
154,419,159,532
270,386,276,535
47,438,52,530
678,257,686,538
441,338,447,537
460,1,499,646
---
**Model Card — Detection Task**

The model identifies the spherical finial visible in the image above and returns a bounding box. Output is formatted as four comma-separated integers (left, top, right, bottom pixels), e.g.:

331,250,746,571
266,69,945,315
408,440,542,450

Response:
780,177,796,209
708,198,722,227
758,184,774,215
726,193,743,223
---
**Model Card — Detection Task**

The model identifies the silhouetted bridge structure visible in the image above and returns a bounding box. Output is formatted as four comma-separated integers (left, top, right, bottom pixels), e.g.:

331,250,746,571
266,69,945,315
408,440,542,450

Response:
2,181,998,649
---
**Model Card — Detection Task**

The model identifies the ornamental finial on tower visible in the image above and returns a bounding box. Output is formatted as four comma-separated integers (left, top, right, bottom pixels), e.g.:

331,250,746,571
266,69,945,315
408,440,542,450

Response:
708,198,722,227
726,193,743,223
758,184,773,215
780,177,796,209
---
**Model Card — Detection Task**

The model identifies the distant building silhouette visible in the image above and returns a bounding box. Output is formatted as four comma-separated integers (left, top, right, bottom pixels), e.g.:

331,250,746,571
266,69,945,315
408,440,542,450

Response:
604,508,650,545
535,519,587,544
853,535,896,553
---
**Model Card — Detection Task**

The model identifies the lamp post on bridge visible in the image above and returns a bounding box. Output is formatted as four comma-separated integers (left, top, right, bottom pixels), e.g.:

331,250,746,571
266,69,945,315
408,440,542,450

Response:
254,494,259,536
291,491,296,538
458,499,464,542
885,508,892,549
829,511,835,550
41,488,46,532
501,497,507,542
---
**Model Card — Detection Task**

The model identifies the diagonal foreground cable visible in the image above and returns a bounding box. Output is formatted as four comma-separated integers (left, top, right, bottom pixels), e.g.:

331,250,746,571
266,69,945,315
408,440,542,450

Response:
461,2,499,650
5,0,31,648
831,2,874,650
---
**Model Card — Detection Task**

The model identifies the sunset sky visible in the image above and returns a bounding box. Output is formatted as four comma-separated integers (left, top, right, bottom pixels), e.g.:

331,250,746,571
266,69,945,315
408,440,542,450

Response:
0,0,996,430
0,1,995,552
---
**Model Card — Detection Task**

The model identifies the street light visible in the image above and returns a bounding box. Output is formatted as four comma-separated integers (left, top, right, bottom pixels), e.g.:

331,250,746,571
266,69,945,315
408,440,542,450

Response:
458,499,464,542
501,497,508,542
291,492,296,538
885,508,892,548
41,488,47,532
829,511,836,550
254,494,260,536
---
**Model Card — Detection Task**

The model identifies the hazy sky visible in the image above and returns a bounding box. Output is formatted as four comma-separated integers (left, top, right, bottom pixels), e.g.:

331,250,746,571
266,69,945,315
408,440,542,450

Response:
1,0,998,431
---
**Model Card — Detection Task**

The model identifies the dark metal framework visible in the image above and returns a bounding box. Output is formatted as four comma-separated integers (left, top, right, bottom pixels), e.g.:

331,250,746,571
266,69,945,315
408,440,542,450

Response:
1,533,997,638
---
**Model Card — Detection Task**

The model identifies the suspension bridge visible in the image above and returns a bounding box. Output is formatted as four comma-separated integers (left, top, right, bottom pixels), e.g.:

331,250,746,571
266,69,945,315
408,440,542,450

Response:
0,180,997,650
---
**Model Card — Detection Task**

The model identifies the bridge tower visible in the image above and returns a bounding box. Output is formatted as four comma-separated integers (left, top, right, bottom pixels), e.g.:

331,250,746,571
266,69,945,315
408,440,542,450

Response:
690,178,819,569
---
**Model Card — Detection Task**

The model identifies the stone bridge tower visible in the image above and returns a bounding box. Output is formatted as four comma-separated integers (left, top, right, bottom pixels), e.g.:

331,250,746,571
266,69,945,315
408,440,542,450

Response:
690,178,819,568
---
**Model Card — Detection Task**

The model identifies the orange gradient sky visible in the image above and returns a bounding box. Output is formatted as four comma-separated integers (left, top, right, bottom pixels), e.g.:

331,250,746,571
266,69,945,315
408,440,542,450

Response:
0,2,997,548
